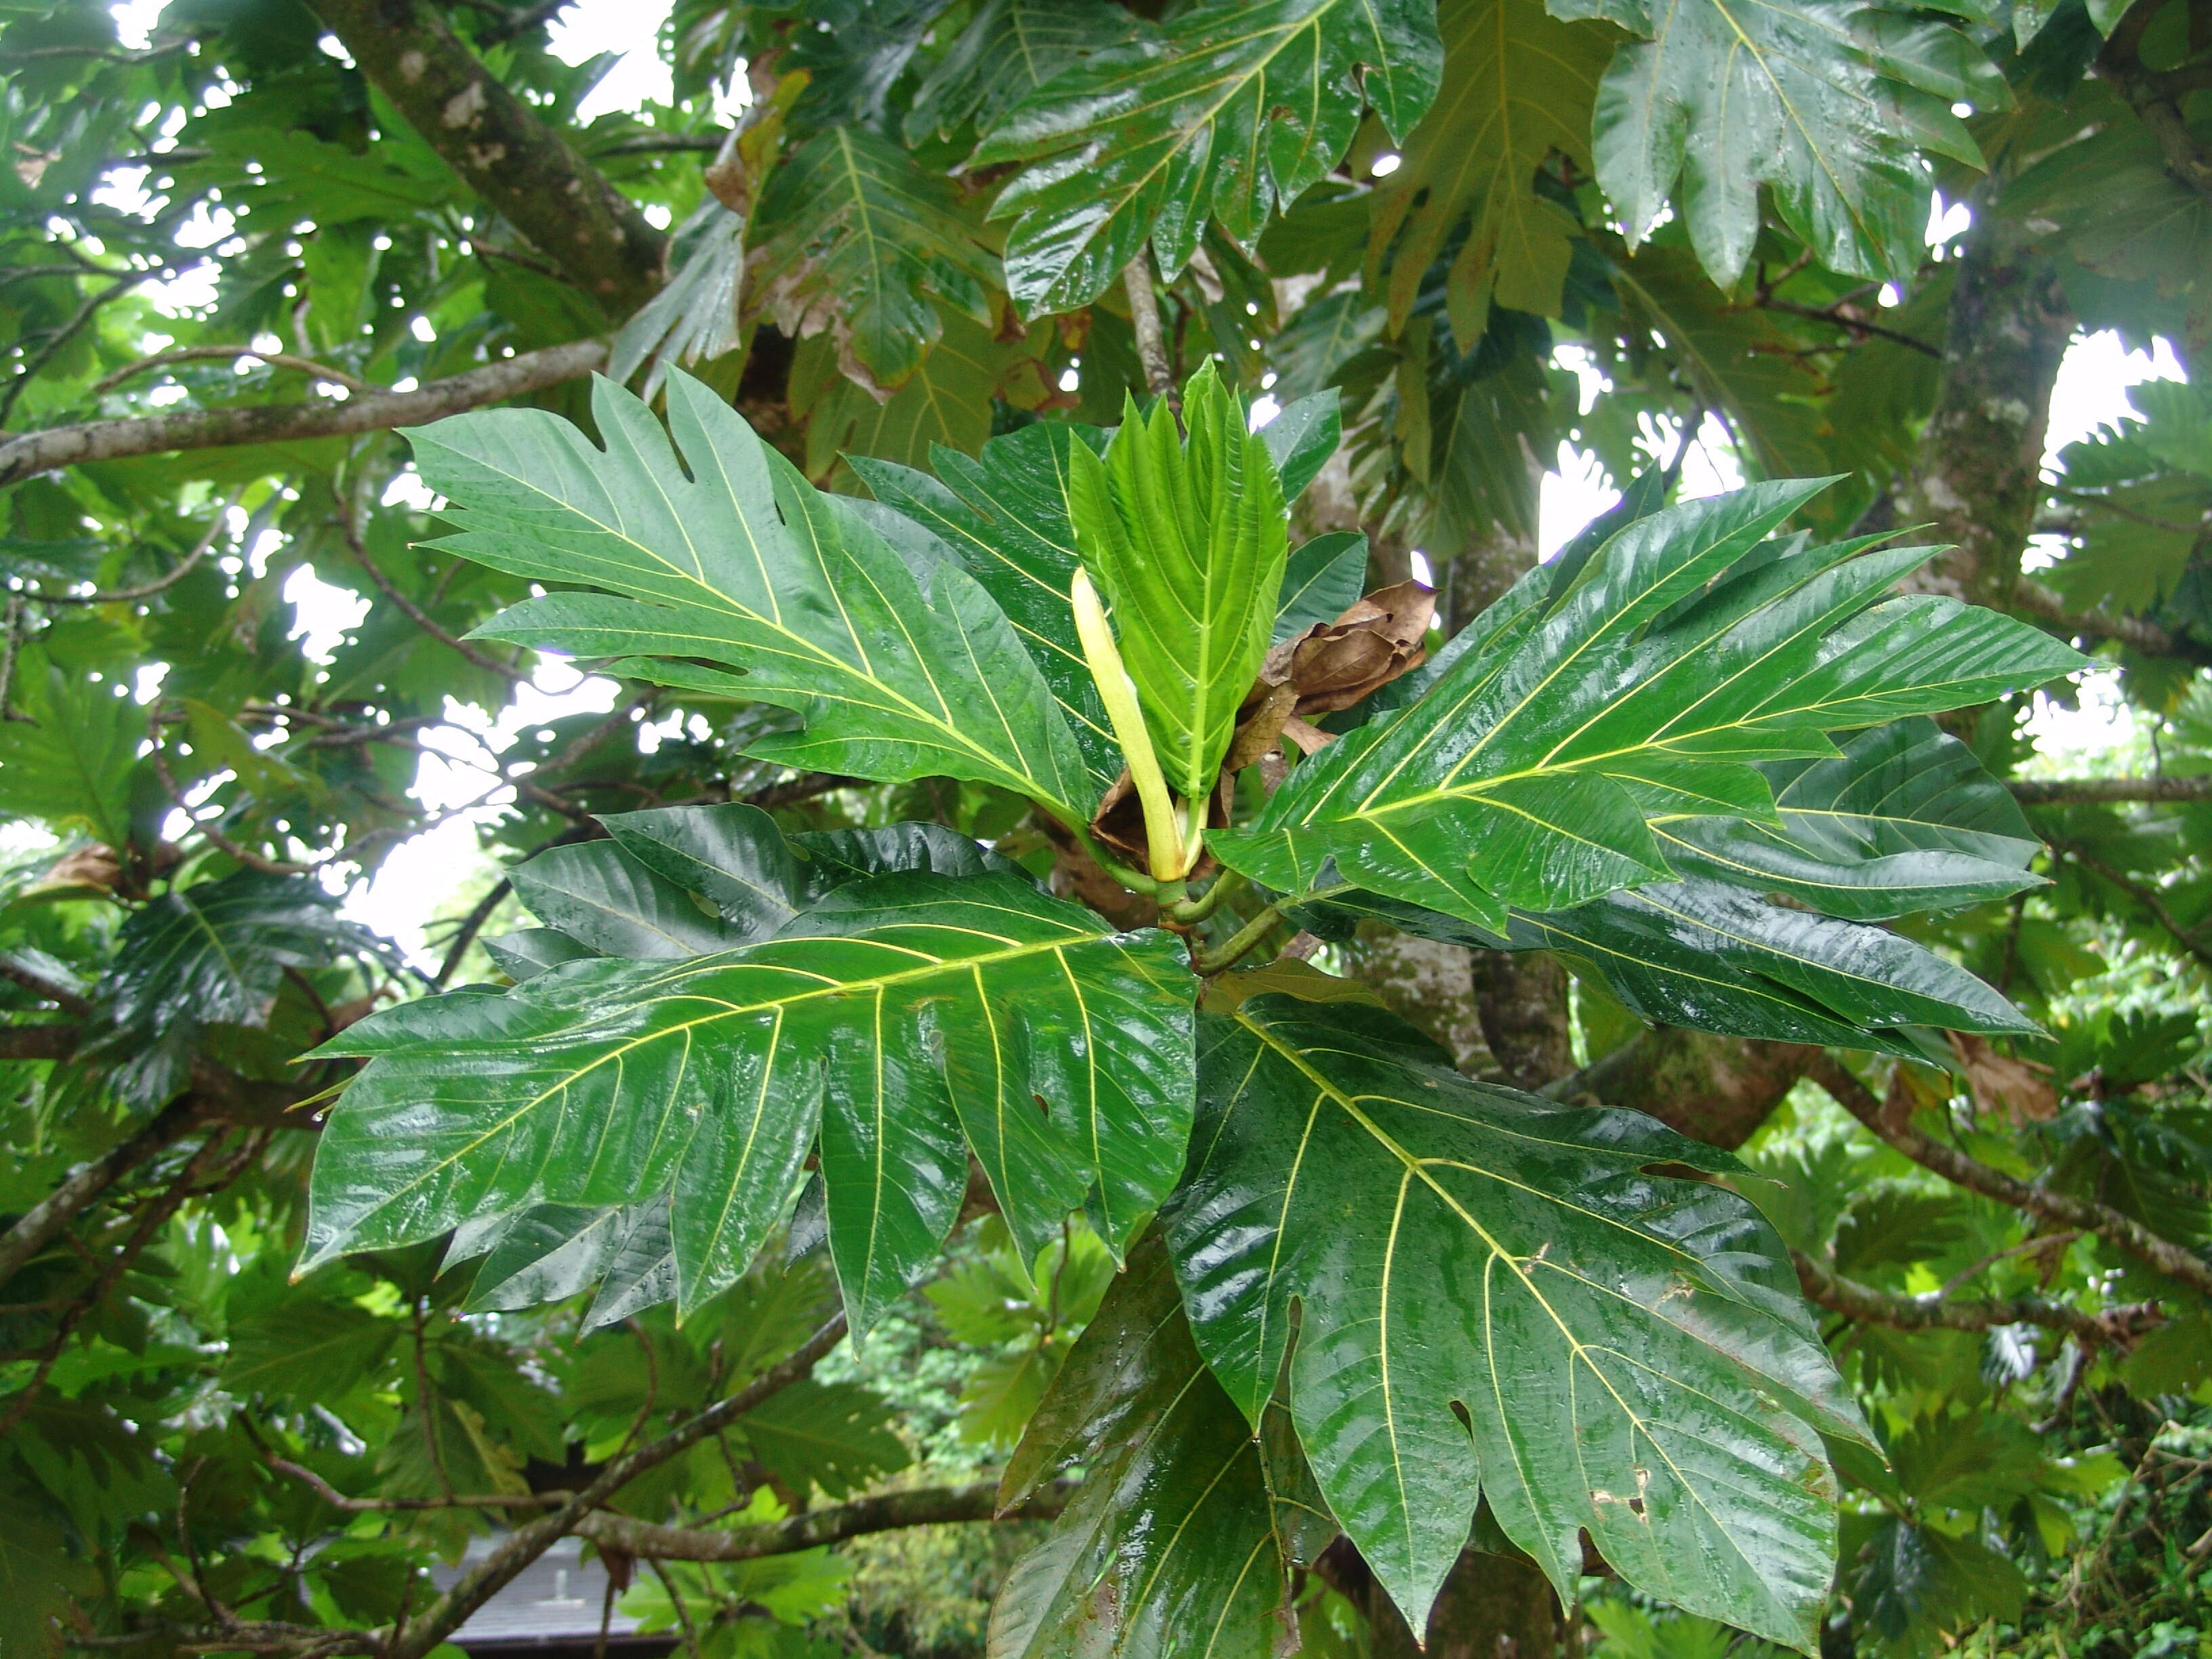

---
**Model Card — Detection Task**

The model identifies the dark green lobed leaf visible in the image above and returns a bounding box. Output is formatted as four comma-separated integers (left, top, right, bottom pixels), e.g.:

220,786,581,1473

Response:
307,873,1197,1331
1168,990,1870,1647
992,1230,1324,1658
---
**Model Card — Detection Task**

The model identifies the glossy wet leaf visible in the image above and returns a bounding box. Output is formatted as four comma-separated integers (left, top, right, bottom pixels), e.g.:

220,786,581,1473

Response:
992,1229,1323,1658
1069,364,1290,801
1656,718,2044,921
1561,0,1986,285
904,0,1132,144
1168,989,1868,1647
510,841,750,958
406,371,1095,826
855,422,1120,796
1275,531,1370,642
1210,480,2085,933
1366,0,1616,337
972,0,1443,312
306,873,1196,1329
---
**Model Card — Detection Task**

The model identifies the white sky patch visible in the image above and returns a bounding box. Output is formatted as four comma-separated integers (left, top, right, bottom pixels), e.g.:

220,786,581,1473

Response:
548,0,678,121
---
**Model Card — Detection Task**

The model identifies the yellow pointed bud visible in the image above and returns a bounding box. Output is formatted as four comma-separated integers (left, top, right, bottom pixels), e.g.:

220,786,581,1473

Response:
1070,567,1188,882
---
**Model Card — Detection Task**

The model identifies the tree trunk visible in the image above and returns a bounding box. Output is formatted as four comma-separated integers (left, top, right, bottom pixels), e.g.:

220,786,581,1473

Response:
1894,208,2073,606
1558,1027,1820,1151
1470,950,1574,1092
1354,1547,1562,1659
1347,924,1492,1072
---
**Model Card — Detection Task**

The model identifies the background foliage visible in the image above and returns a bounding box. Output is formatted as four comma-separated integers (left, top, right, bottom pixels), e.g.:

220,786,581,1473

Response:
1,0,2209,1651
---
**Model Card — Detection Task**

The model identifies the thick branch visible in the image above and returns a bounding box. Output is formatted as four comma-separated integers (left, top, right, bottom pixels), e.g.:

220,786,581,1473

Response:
1547,1027,1818,1151
386,1314,848,1659
573,1479,1074,1561
1808,1057,2212,1299
2097,0,2212,202
1793,1248,2158,1344
2010,775,2212,804
308,0,663,312
1122,253,1177,409
0,341,605,490
0,1024,81,1061
0,1094,207,1288
335,499,527,683
0,951,92,1015
2013,578,2207,664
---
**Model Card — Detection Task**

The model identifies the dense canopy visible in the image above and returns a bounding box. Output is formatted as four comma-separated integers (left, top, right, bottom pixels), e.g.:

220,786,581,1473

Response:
1,0,2209,1654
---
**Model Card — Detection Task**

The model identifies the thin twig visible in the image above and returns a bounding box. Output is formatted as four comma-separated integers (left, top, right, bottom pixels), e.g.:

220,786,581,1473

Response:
383,1314,850,1659
1809,1057,2212,1298
0,270,156,425
436,880,512,987
335,495,529,683
263,1456,560,1512
33,488,243,606
90,346,380,400
2054,840,2212,972
149,736,315,875
1933,1230,2083,1301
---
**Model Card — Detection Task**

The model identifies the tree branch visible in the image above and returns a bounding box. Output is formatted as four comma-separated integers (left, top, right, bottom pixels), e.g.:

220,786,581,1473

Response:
2051,839,2212,972
32,489,241,607
0,1096,209,1289
1792,1248,2160,1345
1807,1056,2212,1298
2013,577,2208,664
2009,775,2212,804
1545,1027,1818,1151
0,951,92,1015
573,1478,1076,1562
1122,252,1178,411
306,0,664,313
2097,0,2212,203
0,340,606,491
334,496,528,683
386,1313,849,1659
0,1023,81,1061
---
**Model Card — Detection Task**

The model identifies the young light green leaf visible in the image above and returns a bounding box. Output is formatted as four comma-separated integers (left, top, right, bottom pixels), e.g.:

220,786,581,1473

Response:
306,874,1196,1330
405,370,1095,827
1169,991,1869,1649
1069,364,1290,804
